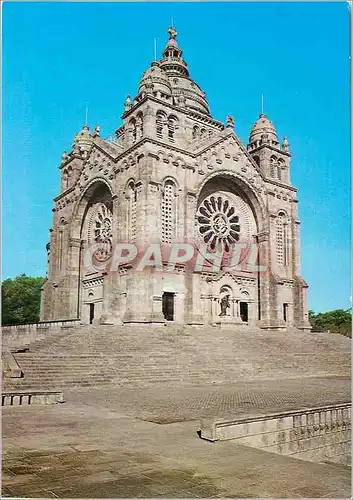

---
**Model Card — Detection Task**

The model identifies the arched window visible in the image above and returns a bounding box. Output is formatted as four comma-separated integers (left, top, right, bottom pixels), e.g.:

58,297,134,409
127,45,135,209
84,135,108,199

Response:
136,112,143,140
200,128,206,139
277,159,285,181
58,230,64,271
270,156,277,177
253,156,260,168
62,170,68,190
168,116,177,141
156,111,165,138
277,166,282,180
192,125,199,140
129,118,137,144
276,212,289,266
161,180,177,243
127,181,137,242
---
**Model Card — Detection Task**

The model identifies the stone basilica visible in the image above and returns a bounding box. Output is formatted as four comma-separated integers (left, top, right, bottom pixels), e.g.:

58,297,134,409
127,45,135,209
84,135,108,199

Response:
40,27,310,330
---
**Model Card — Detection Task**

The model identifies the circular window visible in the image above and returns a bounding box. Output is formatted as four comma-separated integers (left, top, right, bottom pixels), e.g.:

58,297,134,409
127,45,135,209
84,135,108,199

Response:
94,204,112,242
197,194,241,251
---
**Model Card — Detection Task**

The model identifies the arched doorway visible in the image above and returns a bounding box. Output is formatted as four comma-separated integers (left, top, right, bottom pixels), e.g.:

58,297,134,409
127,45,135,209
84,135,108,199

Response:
75,180,114,324
239,290,250,322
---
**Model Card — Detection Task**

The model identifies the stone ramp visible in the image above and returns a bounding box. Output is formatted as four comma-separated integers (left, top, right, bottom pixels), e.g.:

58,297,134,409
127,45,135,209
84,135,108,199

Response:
3,324,351,390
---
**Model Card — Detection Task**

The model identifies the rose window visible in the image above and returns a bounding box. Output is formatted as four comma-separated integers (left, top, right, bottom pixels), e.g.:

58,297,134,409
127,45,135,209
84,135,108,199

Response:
197,194,241,251
94,204,112,243
92,204,113,263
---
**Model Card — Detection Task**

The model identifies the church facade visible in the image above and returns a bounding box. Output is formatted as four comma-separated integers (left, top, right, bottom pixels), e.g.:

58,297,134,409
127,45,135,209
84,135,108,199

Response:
40,27,310,330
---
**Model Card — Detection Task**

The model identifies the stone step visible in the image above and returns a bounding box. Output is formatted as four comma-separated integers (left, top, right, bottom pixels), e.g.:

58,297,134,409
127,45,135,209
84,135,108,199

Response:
3,325,350,391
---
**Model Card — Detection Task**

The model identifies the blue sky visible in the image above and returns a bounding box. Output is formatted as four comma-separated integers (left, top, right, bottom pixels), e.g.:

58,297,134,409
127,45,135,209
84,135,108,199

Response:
2,2,350,312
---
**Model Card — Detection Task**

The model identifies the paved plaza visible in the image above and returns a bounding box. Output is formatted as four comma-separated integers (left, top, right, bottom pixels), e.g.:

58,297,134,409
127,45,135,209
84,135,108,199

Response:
2,376,351,498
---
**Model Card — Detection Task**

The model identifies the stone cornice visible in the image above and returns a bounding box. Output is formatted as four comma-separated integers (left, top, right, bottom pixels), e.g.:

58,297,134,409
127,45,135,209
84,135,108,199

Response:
59,153,83,170
265,179,297,193
54,186,75,202
120,94,224,129
248,143,291,158
116,137,196,164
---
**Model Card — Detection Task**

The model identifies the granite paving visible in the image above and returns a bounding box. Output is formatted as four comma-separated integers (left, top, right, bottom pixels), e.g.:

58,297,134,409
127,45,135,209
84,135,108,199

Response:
2,376,351,498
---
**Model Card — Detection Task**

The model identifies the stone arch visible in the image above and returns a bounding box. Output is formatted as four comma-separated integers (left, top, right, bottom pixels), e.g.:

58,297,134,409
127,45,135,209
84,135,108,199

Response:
253,155,260,168
195,171,267,233
192,125,199,140
71,178,114,241
125,178,138,242
167,115,178,141
161,175,180,190
161,177,178,243
156,110,167,138
276,211,289,266
270,155,277,177
136,111,144,139
128,117,137,143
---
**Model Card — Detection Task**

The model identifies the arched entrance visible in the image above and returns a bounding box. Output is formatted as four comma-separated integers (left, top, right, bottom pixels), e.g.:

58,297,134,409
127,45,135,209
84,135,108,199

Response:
239,290,250,323
72,180,114,324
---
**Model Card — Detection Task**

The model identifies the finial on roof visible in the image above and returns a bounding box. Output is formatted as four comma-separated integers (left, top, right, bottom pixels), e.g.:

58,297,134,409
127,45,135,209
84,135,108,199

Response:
282,136,290,153
61,151,69,163
124,94,132,112
167,26,177,39
226,115,235,129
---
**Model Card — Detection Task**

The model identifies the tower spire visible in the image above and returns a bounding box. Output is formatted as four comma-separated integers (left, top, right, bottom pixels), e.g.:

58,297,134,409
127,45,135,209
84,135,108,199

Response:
153,38,157,61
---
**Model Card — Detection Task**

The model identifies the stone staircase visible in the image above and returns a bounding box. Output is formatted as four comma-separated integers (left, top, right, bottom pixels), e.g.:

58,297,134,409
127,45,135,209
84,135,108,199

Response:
3,325,351,391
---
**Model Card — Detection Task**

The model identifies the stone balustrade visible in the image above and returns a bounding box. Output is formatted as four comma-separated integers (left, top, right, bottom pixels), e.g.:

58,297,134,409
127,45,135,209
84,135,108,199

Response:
2,390,64,406
200,403,351,465
2,319,81,350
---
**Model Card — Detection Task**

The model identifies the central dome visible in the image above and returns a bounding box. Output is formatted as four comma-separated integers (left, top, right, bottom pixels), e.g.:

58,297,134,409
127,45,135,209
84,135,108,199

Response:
136,26,210,115
170,75,210,114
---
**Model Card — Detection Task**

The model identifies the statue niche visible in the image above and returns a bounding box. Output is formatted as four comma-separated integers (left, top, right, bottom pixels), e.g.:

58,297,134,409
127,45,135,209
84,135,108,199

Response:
219,285,233,317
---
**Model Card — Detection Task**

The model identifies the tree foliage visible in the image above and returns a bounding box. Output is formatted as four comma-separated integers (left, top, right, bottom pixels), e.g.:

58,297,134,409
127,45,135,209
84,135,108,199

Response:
308,308,352,337
2,274,44,325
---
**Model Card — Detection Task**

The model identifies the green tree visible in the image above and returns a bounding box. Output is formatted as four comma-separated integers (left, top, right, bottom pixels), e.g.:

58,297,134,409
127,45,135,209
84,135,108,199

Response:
309,308,352,337
2,274,44,325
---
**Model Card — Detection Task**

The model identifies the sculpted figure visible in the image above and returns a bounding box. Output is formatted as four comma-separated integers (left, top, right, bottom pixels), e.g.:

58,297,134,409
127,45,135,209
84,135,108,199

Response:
220,294,230,316
124,94,132,112
226,115,234,128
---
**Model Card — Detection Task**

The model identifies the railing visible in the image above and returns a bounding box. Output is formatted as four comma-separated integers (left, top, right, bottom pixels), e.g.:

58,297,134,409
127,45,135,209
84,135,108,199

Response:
2,390,64,406
2,319,81,334
1,319,82,350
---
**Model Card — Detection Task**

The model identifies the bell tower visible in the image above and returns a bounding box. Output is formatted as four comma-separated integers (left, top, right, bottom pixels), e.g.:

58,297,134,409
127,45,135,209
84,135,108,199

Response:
247,113,291,185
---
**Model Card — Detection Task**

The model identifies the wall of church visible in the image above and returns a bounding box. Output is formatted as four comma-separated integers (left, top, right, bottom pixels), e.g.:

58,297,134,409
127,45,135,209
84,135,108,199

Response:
40,90,310,331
